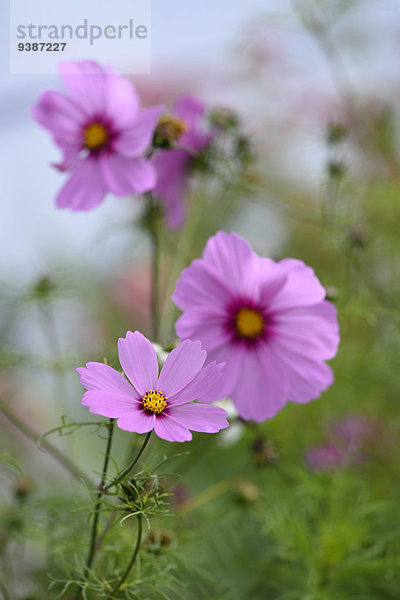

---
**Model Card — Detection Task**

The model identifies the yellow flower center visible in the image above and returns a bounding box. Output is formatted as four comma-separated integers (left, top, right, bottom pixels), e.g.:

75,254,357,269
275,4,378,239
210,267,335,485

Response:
83,123,109,150
142,390,168,415
235,307,264,339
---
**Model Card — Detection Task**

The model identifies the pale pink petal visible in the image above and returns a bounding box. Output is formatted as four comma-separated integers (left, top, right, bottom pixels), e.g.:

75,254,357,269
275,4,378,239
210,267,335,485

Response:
168,361,225,405
154,415,192,442
153,149,189,229
113,106,164,157
199,343,245,403
202,231,253,291
117,331,159,396
175,95,206,132
175,306,231,353
167,403,229,433
52,143,81,172
270,301,340,361
58,61,108,116
158,340,206,397
257,264,288,308
32,90,84,137
81,390,140,419
271,343,334,404
100,153,156,196
175,95,211,152
77,362,137,397
56,155,106,210
268,259,326,312
117,410,156,433
103,68,140,128
172,260,232,311
231,344,288,422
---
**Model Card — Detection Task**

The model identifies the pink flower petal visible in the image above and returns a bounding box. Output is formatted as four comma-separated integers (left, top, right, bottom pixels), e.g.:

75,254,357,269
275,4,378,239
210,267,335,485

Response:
231,344,288,422
199,343,245,403
103,68,140,128
167,403,229,433
175,305,231,353
203,231,253,292
100,153,156,196
58,61,109,116
56,155,106,210
81,390,140,419
168,361,225,406
113,106,164,157
117,331,159,396
175,95,211,152
154,415,192,442
175,95,206,131
77,362,138,397
268,259,326,312
172,260,233,312
158,339,206,397
272,344,334,404
271,301,340,361
117,410,156,433
153,149,189,229
257,266,288,309
52,143,80,172
32,90,84,141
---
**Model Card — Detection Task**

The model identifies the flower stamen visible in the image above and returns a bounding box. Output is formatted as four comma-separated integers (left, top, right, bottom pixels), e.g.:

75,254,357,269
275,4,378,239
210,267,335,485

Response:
153,114,188,149
142,390,167,415
235,307,264,339
84,123,109,150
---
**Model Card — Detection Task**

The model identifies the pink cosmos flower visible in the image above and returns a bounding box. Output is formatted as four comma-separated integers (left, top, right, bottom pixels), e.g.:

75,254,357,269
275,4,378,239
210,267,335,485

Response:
173,231,340,422
77,331,228,442
32,60,163,211
152,95,213,228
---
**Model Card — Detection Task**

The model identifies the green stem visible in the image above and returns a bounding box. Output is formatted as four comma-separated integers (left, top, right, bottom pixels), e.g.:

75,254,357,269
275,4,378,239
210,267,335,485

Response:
110,516,143,597
0,396,93,487
94,510,118,555
0,575,12,600
146,192,161,342
82,419,115,580
104,431,152,492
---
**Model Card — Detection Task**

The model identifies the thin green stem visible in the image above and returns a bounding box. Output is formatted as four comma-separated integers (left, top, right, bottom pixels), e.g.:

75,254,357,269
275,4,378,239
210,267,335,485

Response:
110,516,143,597
0,396,93,487
104,431,152,492
94,510,118,555
146,192,161,342
82,419,115,580
0,574,12,600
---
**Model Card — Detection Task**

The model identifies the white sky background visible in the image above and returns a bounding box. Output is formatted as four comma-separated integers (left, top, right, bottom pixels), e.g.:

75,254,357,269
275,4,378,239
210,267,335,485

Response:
0,0,399,284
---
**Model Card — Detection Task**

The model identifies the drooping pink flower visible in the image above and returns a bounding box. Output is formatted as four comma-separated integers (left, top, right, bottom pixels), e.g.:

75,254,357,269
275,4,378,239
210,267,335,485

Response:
32,60,163,211
173,231,339,422
77,331,228,442
152,95,213,228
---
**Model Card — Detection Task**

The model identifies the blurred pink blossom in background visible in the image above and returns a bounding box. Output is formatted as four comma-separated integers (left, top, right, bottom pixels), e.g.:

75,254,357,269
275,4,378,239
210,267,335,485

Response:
32,60,163,211
153,95,214,228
